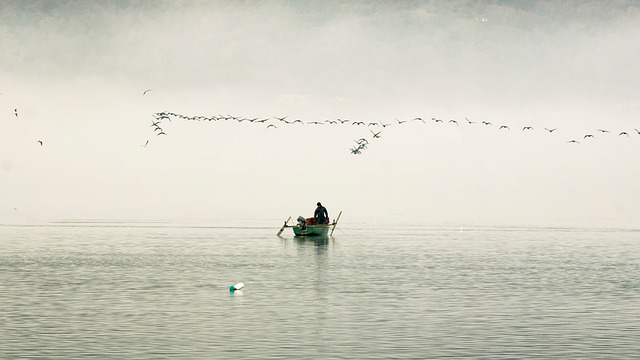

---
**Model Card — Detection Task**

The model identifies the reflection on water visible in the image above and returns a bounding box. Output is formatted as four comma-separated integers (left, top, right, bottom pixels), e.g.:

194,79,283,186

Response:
1,222,639,358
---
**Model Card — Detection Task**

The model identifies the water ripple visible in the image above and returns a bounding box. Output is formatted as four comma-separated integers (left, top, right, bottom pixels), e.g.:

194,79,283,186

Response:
1,224,639,358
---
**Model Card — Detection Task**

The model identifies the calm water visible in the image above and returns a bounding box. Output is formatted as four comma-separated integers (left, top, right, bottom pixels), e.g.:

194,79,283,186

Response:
1,219,639,359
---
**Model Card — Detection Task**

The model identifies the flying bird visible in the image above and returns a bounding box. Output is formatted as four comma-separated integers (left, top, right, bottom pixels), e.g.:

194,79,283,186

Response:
597,129,609,133
544,128,557,132
370,130,381,138
448,120,458,125
266,124,277,129
396,118,407,124
141,140,149,147
465,117,476,124
413,117,425,123
37,140,43,146
567,140,580,143
619,132,629,137
14,109,18,117
274,116,288,121
482,121,492,126
499,125,509,130
143,89,152,95
432,118,443,123
583,134,594,139
523,126,533,131
352,121,365,125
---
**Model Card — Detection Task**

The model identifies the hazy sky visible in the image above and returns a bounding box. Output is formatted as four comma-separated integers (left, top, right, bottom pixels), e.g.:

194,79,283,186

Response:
1,0,639,226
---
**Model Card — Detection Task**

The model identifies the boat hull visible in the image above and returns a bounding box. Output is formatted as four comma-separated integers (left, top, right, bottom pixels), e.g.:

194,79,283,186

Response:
292,224,331,237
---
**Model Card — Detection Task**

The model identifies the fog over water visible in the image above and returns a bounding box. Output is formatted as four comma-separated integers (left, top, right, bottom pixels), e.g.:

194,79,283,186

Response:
1,1,639,226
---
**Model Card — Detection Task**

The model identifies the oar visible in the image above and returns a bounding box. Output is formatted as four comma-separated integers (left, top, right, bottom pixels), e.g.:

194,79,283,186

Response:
330,211,342,236
277,216,291,236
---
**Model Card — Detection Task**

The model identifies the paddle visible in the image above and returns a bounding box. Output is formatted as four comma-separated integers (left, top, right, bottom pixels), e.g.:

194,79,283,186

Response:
330,211,342,236
277,216,291,236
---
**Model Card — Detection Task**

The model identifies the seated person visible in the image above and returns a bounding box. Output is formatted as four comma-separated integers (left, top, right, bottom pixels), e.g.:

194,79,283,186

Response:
314,202,329,224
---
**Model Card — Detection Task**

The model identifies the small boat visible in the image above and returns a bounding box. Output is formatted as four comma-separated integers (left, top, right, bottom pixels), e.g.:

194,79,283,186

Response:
277,211,342,237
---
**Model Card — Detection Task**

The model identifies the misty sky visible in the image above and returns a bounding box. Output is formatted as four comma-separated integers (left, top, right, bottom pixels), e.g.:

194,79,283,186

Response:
1,1,639,227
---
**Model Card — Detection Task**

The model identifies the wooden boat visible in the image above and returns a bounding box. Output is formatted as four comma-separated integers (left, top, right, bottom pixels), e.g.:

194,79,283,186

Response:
277,211,342,237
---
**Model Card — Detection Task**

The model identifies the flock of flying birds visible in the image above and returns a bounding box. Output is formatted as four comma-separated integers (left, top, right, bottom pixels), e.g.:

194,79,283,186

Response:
6,89,638,152
147,109,640,154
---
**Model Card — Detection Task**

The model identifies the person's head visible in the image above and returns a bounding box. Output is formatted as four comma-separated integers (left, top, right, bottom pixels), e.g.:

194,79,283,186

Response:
317,202,322,207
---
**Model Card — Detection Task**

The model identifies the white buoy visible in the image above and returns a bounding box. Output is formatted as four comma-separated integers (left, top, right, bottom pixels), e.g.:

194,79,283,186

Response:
229,282,244,292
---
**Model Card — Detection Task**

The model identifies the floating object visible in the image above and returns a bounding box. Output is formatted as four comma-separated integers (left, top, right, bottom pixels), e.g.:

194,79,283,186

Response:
229,282,244,292
276,211,342,237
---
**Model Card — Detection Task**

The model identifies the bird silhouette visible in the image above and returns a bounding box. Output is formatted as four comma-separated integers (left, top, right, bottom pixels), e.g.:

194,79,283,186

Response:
619,132,629,137
266,124,277,129
499,125,510,130
448,120,458,125
157,131,166,136
465,117,476,124
584,134,594,139
37,140,43,146
370,130,381,138
14,109,18,117
523,126,533,131
367,122,379,126
143,89,152,95
482,121,492,126
352,121,365,125
635,129,640,135
396,118,407,124
274,116,288,122
567,140,580,143
413,117,425,123
544,128,557,132
597,129,609,133
141,140,149,147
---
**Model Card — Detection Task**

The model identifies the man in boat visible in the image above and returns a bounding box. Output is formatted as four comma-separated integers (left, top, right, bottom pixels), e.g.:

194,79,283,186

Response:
314,202,329,224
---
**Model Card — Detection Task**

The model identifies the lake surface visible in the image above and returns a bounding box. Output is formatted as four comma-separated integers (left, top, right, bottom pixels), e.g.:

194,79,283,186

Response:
1,219,639,359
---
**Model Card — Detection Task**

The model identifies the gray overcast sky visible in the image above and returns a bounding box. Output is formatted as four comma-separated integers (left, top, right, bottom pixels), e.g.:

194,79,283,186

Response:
1,1,639,226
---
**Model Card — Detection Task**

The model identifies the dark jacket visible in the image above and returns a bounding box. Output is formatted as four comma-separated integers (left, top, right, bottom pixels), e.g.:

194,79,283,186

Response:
314,205,328,223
